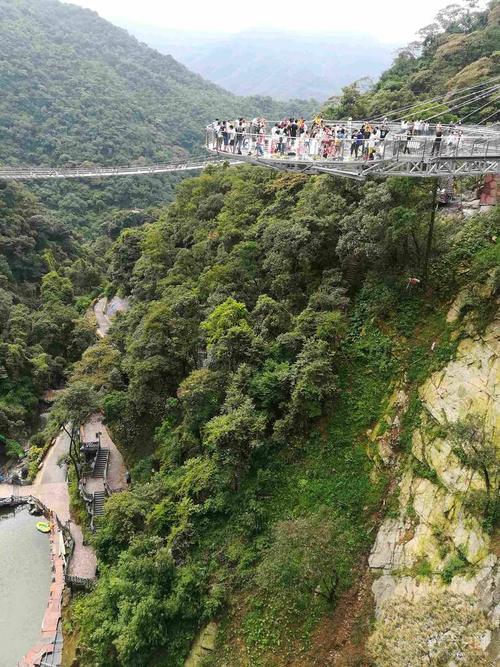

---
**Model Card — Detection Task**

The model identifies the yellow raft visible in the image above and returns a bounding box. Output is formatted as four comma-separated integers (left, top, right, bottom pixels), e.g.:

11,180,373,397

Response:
36,521,50,533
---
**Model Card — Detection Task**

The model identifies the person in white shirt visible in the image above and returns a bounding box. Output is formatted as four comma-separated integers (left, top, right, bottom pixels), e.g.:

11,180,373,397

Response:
271,123,280,154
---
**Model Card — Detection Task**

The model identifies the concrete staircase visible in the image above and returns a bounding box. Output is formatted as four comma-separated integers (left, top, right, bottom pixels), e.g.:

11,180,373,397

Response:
93,491,106,516
92,448,109,478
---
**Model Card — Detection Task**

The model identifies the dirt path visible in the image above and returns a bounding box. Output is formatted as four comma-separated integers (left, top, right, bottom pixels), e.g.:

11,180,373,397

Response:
94,295,128,338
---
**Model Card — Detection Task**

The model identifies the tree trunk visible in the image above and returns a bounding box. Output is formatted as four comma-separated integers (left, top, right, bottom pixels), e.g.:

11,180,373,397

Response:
63,423,80,482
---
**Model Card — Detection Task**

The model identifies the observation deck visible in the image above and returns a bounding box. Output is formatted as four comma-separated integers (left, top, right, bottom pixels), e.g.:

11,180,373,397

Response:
205,120,500,181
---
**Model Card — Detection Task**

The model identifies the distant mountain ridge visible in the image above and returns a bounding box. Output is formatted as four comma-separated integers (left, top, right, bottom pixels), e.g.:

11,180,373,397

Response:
115,25,398,101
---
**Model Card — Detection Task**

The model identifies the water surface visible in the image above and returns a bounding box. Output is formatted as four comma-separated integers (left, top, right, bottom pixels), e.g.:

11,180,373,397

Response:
0,506,52,667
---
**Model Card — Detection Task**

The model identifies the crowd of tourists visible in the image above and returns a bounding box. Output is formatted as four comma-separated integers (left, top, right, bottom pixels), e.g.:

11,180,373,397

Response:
399,120,464,155
210,116,463,161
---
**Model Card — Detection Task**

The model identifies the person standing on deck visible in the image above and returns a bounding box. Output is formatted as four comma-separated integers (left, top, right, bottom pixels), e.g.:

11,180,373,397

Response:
290,119,299,149
256,124,266,156
351,129,363,158
277,127,286,155
222,122,229,151
235,122,245,154
402,125,413,154
431,123,444,156
228,124,236,153
215,121,223,151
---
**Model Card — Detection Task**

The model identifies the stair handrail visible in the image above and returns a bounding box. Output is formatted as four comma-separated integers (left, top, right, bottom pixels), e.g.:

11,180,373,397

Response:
103,448,110,488
90,492,96,532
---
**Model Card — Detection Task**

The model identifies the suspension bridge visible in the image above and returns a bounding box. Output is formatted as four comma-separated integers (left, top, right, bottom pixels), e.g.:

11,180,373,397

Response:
0,78,498,183
0,157,243,182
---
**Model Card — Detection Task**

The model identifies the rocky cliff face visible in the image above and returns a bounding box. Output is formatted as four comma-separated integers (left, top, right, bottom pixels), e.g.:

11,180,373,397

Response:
369,291,499,662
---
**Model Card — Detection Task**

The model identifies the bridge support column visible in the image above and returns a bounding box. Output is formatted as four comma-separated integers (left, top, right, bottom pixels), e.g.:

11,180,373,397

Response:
422,178,439,288
478,174,497,207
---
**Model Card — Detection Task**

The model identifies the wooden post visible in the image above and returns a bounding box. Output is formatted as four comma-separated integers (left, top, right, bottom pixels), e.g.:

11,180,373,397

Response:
422,177,439,286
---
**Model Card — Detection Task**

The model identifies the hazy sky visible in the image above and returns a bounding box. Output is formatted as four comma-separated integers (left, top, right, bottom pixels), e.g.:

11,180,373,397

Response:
65,0,481,44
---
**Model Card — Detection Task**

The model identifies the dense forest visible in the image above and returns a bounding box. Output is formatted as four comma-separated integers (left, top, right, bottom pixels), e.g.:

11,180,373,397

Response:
0,0,313,166
65,167,497,666
0,0,498,665
0,182,104,461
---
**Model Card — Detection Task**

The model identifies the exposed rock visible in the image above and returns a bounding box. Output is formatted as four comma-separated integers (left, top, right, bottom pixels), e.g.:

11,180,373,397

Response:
370,387,409,465
368,518,409,571
185,622,218,667
467,199,481,208
450,555,499,621
419,321,499,434
369,309,499,658
372,574,439,618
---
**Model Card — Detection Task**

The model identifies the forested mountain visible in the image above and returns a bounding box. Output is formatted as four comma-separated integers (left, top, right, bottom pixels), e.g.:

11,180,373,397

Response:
53,3,498,665
67,170,498,666
324,1,500,122
116,26,396,102
0,0,314,229
0,0,311,166
1,0,498,665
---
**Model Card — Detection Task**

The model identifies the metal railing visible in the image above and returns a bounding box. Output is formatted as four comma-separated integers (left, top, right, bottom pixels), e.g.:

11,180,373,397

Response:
205,123,500,164
0,157,242,181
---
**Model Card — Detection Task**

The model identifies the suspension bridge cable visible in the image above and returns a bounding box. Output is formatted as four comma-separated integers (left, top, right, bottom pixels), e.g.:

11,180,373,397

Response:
422,85,500,121
478,107,500,124
458,93,500,124
393,81,500,122
369,76,500,121
373,76,500,120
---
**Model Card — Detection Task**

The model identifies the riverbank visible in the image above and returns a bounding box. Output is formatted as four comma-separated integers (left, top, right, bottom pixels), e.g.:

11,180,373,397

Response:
0,429,97,578
0,430,96,666
0,294,130,665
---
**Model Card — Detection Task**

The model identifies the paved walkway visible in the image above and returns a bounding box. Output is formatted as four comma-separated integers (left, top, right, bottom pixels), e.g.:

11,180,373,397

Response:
0,430,97,579
0,297,129,666
0,431,96,666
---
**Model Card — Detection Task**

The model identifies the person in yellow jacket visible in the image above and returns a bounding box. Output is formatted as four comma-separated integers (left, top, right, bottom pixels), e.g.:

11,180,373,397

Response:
313,114,323,129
